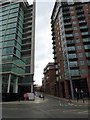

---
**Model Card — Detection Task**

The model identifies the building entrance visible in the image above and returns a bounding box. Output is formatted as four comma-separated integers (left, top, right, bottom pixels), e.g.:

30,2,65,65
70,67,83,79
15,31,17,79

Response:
72,78,88,98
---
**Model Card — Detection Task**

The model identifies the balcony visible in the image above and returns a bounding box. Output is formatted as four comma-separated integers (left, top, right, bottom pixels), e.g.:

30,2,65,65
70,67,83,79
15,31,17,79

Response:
52,45,56,49
52,40,55,45
77,10,84,15
24,25,32,29
84,45,90,52
63,12,70,17
64,22,71,26
23,27,32,32
23,30,31,35
24,16,32,21
69,62,78,68
78,15,85,20
80,26,88,29
53,50,56,54
66,34,73,37
63,16,70,20
62,7,69,12
64,23,72,28
23,36,31,40
81,32,89,37
53,55,57,59
25,13,33,18
67,40,75,45
66,34,74,40
65,28,73,32
51,27,54,31
21,51,31,57
22,49,31,52
79,21,87,26
65,29,73,34
79,20,86,23
52,36,55,40
24,21,32,25
83,38,90,44
75,5,83,10
22,44,31,49
86,53,90,58
52,32,55,36
68,56,77,60
68,47,76,53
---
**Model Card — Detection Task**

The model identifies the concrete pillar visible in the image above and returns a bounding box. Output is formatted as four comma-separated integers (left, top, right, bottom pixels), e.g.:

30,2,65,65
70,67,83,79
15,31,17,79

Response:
0,75,2,93
7,74,11,93
31,84,33,93
87,75,90,97
13,77,18,93
59,82,63,98
70,79,74,99
64,81,69,99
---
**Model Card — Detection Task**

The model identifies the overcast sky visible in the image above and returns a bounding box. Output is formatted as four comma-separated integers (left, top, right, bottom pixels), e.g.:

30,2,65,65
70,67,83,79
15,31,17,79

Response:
27,0,55,86
27,0,89,85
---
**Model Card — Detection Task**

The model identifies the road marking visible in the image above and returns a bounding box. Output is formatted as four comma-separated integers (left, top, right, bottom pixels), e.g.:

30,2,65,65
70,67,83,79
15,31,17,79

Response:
62,109,78,113
78,111,88,114
59,103,79,107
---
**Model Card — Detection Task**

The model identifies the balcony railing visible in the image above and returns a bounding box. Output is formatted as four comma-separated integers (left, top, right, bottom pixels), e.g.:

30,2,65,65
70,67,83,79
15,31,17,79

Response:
83,38,90,43
66,34,73,37
82,32,89,35
67,40,75,44
86,53,90,57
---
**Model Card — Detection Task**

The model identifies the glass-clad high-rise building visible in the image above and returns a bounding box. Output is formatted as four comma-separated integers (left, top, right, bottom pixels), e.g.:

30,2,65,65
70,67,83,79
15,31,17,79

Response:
0,0,35,94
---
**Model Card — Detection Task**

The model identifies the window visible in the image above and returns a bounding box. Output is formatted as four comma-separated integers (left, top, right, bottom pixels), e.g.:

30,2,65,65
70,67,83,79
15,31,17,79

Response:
79,61,85,65
82,32,89,35
78,53,83,57
1,18,17,25
4,34,16,41
68,54,77,58
68,46,75,51
2,47,14,55
84,45,90,49
69,61,78,67
71,11,74,14
72,21,77,24
73,27,78,30
76,46,82,50
74,33,79,36
75,39,80,43
3,40,15,48
70,69,79,76
80,69,87,74
83,38,89,42
2,28,16,35
25,66,30,73
10,8,19,14
16,49,21,58
2,63,12,72
87,60,90,65
71,16,76,19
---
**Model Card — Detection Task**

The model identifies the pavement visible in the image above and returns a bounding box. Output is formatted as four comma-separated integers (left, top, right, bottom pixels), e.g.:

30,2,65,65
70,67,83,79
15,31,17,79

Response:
46,94,89,105
0,92,89,105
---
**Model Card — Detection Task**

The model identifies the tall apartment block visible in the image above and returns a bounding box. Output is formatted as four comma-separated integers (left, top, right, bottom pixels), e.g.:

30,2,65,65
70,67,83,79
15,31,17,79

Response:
0,0,35,94
51,1,90,99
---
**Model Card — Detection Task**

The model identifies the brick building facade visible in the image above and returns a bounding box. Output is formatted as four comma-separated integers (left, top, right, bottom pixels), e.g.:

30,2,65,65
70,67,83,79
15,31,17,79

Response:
42,63,56,96
51,1,90,99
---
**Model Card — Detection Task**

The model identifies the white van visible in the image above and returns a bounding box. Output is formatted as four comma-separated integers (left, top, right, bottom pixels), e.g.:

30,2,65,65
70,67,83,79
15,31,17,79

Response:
27,93,35,101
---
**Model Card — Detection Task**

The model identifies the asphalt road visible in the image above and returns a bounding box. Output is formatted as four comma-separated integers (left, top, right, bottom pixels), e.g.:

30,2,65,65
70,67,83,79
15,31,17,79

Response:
1,93,89,119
